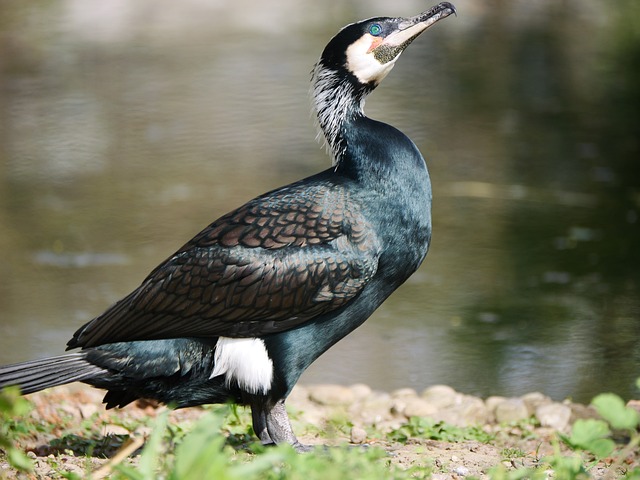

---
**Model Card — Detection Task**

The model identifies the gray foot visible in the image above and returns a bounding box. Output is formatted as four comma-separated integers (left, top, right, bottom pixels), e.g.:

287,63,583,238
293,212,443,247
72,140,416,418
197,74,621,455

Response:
250,398,314,452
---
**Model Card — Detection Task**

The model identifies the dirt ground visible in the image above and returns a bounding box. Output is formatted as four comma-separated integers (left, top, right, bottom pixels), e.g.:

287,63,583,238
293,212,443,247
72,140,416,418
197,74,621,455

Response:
1,384,637,479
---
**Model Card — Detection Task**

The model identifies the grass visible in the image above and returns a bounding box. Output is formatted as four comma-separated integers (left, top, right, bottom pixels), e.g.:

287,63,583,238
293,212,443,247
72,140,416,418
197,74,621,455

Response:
1,382,639,479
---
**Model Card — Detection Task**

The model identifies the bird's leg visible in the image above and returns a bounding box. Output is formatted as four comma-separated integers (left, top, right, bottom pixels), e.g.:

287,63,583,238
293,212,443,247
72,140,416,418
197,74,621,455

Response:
264,399,313,453
249,399,274,445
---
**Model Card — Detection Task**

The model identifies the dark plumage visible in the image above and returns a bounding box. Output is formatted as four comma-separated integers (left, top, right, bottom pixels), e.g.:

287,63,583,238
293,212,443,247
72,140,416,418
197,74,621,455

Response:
0,2,456,451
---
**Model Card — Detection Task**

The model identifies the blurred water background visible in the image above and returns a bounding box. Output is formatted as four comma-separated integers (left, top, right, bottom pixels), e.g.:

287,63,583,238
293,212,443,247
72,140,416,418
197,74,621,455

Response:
0,0,638,403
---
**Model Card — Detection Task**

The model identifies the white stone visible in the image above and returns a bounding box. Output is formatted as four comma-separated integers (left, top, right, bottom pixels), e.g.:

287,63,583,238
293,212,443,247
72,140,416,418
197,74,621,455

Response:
350,426,368,444
308,384,355,406
495,398,530,424
421,384,459,409
350,383,372,400
522,392,552,415
536,403,572,431
403,398,438,418
452,465,470,476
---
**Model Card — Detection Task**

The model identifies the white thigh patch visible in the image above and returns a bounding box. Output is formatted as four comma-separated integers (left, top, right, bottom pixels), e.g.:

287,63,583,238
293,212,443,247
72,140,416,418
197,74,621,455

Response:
210,337,273,395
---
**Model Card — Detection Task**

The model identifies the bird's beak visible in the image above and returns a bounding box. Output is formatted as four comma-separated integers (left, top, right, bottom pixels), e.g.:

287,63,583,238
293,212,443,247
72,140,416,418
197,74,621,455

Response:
371,2,456,59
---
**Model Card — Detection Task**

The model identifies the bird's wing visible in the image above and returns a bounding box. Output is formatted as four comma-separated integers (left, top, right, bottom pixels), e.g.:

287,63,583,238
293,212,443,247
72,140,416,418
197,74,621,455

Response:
68,180,381,349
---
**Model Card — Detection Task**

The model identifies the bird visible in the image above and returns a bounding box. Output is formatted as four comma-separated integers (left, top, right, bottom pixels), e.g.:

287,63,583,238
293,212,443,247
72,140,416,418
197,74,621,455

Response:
0,3,456,452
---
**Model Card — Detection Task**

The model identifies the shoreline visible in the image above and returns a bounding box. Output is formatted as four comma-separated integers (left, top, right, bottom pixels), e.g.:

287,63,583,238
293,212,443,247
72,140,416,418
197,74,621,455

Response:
1,383,638,479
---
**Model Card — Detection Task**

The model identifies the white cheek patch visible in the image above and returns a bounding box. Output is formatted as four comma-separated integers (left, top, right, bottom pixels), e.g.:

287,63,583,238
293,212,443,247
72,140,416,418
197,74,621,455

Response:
210,337,273,395
346,34,397,85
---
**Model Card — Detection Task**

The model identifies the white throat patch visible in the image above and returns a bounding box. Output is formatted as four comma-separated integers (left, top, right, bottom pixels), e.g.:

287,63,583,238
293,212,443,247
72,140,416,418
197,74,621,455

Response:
210,337,273,395
346,34,398,85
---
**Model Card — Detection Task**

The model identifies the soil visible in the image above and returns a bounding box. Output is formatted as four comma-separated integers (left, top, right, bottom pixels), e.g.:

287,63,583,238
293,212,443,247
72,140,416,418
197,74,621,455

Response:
1,384,637,479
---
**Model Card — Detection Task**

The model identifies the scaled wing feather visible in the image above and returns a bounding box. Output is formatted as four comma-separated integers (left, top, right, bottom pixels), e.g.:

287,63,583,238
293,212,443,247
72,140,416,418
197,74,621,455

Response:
68,181,380,348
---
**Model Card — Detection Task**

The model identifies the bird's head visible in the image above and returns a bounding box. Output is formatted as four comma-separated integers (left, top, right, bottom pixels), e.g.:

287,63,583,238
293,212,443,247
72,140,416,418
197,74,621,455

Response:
318,2,456,89
312,2,456,162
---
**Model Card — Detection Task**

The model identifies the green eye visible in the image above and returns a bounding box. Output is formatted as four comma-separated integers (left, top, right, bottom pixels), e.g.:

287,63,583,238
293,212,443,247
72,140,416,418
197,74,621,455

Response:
369,24,382,36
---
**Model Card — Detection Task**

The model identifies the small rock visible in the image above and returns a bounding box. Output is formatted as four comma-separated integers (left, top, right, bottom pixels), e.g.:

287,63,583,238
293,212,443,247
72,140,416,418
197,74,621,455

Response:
536,403,572,431
432,396,488,427
495,398,529,423
452,465,470,476
308,384,355,406
403,397,438,418
350,426,367,444
358,393,393,424
62,462,85,476
567,401,599,422
485,396,507,413
521,392,552,415
390,398,408,416
421,384,459,409
103,424,130,436
392,387,418,399
350,383,372,400
485,396,507,422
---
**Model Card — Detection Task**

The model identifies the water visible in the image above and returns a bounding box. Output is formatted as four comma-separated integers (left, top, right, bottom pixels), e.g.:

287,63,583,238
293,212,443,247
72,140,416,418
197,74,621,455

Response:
0,0,638,404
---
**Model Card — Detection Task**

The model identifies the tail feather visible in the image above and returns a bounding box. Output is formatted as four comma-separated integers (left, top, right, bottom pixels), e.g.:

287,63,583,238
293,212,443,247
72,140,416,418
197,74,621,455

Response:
0,353,108,395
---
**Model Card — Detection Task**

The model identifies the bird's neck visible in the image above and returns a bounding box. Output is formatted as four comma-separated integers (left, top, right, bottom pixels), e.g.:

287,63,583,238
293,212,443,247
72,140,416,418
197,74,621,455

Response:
311,64,372,164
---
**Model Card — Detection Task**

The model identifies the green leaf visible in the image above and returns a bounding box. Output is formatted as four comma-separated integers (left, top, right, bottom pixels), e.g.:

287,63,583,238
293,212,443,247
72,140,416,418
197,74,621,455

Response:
586,438,615,459
137,410,169,479
569,419,611,447
567,419,616,459
0,386,31,417
172,413,228,480
7,448,33,472
591,393,640,430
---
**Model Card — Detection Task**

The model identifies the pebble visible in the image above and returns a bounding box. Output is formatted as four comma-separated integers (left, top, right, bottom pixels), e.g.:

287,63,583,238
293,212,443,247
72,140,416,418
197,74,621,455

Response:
485,395,507,422
62,461,85,476
103,424,130,436
567,401,599,422
392,387,418,399
421,384,459,409
308,384,355,406
350,426,368,444
536,403,572,431
431,396,489,427
350,383,373,400
452,465,470,476
390,398,408,416
402,397,438,418
521,391,552,415
494,398,530,423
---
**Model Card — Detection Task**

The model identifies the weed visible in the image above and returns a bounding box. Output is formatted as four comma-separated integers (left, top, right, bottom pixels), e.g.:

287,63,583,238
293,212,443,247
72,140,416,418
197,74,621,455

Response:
501,447,527,459
387,416,494,444
0,386,34,473
109,407,421,480
2,383,639,479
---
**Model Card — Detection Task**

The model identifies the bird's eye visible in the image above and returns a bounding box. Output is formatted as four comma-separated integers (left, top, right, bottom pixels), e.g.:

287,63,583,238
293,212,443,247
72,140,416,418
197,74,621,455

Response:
369,24,382,36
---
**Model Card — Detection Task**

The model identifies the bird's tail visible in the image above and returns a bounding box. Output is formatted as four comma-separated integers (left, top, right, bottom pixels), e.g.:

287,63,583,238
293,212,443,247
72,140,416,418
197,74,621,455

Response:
0,353,107,395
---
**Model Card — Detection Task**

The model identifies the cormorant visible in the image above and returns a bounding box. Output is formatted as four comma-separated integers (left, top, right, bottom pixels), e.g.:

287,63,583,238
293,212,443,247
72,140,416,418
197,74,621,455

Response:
0,3,456,451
